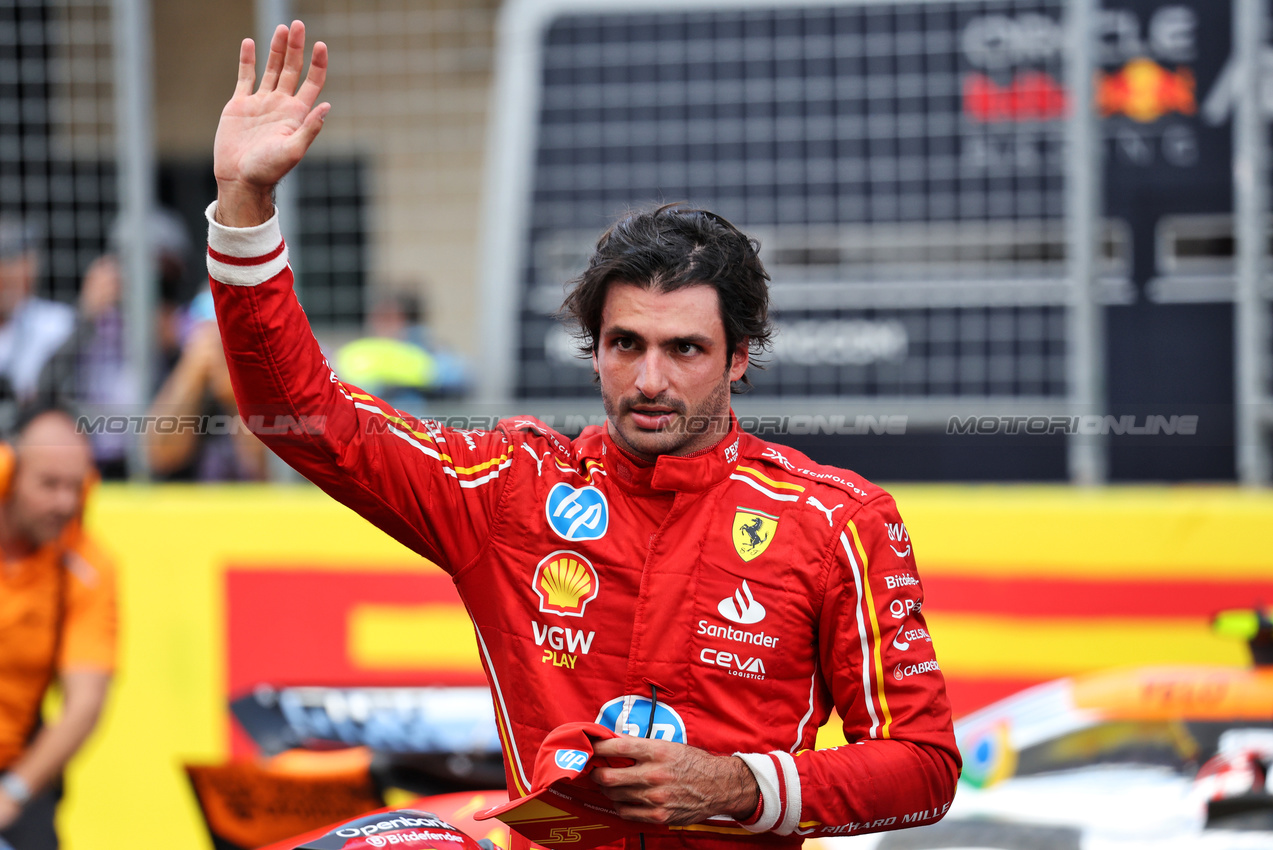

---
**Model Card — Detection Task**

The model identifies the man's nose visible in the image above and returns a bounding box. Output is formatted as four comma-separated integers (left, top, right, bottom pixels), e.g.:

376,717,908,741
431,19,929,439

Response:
634,349,670,398
54,486,81,517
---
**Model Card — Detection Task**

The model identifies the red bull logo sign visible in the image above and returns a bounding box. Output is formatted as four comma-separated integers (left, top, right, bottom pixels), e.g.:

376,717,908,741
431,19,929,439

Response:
1098,57,1196,123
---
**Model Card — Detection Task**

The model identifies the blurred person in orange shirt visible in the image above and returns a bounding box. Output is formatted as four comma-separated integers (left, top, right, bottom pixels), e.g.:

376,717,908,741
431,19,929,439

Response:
0,408,115,850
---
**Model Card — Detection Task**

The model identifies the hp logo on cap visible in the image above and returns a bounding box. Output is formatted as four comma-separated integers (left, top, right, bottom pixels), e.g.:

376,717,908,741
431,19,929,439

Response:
554,749,590,771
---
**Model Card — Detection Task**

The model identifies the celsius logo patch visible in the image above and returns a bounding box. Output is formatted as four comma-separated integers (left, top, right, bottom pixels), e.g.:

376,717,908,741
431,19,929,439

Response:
892,626,932,651
733,508,778,561
533,551,599,618
718,579,766,625
546,482,609,541
554,749,589,771
596,695,687,743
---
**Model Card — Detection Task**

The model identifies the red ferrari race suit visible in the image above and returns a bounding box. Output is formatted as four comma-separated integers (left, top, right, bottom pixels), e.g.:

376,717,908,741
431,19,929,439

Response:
206,206,960,848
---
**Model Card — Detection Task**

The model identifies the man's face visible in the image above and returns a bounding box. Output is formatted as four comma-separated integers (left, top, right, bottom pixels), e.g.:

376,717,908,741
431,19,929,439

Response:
594,282,748,460
8,440,91,548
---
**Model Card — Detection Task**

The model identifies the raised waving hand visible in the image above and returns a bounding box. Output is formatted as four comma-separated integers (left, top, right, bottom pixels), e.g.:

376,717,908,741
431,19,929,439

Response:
214,21,329,227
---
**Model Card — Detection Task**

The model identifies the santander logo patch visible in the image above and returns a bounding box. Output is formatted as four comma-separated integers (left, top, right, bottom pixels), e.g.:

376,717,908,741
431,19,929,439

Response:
718,580,766,625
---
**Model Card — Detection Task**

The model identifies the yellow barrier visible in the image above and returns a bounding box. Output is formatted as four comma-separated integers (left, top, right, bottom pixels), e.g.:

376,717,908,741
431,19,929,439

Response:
65,485,428,850
59,484,1273,850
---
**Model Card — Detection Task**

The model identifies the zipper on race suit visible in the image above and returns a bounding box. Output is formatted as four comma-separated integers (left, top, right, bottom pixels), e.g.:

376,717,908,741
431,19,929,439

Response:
638,680,661,850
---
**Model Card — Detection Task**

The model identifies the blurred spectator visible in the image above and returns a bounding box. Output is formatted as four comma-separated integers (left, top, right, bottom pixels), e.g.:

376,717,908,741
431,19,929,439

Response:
62,255,132,478
143,291,267,481
0,219,74,410
38,208,194,479
0,407,116,850
335,291,468,413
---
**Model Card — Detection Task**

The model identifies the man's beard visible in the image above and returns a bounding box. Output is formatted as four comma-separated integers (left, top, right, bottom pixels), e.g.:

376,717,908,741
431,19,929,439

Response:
601,373,733,460
13,510,72,549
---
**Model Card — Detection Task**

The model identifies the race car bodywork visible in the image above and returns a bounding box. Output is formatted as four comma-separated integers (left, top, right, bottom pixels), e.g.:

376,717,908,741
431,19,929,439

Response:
817,662,1273,849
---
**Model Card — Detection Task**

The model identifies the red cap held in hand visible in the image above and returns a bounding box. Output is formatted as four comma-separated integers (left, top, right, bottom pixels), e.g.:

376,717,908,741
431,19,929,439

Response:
474,722,652,850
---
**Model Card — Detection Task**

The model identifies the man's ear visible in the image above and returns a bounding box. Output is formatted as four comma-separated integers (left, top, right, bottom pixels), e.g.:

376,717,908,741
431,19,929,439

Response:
591,348,599,374
728,339,749,383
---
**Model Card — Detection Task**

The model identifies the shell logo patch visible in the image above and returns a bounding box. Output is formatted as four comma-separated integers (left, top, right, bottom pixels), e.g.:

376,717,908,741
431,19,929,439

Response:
533,550,600,618
733,507,778,562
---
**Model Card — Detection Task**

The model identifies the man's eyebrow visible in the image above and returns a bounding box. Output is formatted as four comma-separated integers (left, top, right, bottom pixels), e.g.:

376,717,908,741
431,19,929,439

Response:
668,334,713,347
602,325,643,340
602,327,714,347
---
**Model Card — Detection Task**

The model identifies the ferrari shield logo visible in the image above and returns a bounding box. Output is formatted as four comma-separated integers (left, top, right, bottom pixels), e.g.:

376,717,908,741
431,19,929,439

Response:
733,508,779,562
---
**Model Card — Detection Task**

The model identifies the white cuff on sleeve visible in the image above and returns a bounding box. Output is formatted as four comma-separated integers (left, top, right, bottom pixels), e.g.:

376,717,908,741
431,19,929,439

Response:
204,200,289,286
733,752,782,833
771,750,802,835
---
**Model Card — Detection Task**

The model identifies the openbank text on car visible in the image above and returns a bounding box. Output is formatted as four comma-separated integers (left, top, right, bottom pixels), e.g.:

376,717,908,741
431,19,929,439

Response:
947,414,1199,436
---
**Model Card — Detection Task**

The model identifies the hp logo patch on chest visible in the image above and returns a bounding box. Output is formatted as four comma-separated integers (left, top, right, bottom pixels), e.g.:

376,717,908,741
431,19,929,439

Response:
546,482,609,541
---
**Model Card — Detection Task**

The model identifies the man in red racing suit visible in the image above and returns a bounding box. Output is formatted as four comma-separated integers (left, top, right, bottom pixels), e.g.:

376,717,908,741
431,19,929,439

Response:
208,21,959,849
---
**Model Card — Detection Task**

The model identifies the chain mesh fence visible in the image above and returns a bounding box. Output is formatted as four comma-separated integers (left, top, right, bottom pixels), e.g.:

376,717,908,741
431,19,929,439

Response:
509,1,1128,405
0,0,115,303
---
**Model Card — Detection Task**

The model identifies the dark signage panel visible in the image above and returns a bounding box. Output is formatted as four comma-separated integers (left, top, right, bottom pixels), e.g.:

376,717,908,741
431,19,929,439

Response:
514,0,1243,480
1098,0,1237,480
519,1,1075,403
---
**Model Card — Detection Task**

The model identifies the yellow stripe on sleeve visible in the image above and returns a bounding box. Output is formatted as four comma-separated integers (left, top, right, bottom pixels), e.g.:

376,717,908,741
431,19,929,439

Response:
453,452,513,475
346,392,440,446
345,395,521,480
849,520,893,739
735,465,806,492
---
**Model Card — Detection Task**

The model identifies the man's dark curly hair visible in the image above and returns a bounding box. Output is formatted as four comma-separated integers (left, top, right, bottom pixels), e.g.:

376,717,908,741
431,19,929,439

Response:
559,203,774,390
